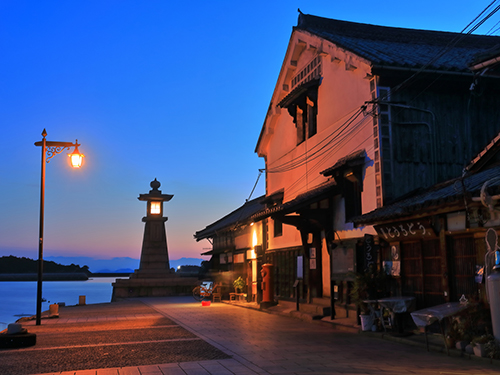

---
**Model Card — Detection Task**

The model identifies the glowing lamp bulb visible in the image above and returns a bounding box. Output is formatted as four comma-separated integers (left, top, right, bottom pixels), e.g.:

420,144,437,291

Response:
150,201,161,215
68,143,84,168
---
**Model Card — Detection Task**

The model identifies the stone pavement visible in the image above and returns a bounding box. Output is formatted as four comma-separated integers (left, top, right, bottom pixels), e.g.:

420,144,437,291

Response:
4,296,500,375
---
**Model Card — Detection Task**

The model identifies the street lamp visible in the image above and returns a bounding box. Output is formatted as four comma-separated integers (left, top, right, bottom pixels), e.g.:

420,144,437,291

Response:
34,129,84,325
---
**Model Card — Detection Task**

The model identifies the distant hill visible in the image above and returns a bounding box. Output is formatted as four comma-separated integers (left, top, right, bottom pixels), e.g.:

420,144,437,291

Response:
44,256,204,273
45,256,139,274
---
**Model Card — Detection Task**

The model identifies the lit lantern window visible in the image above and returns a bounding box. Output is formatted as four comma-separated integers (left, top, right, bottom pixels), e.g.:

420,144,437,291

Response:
68,143,84,168
150,202,161,215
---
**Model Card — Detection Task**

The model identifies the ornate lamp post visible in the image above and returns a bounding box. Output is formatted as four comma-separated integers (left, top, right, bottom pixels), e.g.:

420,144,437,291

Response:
34,129,84,325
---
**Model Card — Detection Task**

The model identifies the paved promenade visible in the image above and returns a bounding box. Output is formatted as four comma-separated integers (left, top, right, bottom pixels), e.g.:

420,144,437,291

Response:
3,296,500,375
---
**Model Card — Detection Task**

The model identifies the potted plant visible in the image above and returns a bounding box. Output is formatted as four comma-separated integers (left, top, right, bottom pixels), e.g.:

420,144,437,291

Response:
350,272,372,315
349,266,387,331
485,339,500,359
233,276,245,293
446,317,465,350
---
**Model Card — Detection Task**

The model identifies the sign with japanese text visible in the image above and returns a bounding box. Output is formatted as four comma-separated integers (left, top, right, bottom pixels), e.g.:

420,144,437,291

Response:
309,247,316,270
375,219,436,241
364,234,376,271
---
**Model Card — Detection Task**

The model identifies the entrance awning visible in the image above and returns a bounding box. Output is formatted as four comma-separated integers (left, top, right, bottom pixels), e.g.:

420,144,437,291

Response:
251,179,338,222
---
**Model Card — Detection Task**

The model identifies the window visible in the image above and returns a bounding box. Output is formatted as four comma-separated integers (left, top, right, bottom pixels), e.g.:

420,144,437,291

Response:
344,178,362,220
279,79,320,145
307,97,317,138
296,107,305,144
274,219,283,237
321,150,366,221
294,96,317,145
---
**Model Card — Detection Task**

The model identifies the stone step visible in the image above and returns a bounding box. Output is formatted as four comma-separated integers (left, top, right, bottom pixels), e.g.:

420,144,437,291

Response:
277,299,331,317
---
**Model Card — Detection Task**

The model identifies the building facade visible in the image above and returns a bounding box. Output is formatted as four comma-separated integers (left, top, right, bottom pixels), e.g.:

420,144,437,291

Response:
195,12,500,313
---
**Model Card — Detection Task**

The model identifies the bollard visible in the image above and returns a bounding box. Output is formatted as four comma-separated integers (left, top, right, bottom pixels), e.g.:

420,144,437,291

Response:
7,323,23,334
79,295,86,305
49,303,59,318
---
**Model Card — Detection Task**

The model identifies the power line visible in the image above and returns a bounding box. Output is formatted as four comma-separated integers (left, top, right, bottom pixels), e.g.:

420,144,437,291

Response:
266,105,363,172
388,1,500,98
246,169,265,202
267,106,367,173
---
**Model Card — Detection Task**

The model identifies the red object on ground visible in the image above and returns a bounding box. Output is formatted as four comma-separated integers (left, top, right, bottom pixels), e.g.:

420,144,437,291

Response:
201,301,211,307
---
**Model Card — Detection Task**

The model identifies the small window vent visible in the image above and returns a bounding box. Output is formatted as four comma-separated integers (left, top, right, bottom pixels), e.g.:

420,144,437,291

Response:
291,56,322,90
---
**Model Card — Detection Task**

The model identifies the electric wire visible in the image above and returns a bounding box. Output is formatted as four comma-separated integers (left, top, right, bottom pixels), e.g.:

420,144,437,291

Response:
385,1,500,100
487,21,500,35
266,107,367,173
460,0,499,33
283,116,373,198
266,105,364,173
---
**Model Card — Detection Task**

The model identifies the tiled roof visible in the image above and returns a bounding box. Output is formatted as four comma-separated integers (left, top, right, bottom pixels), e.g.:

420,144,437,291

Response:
297,13,500,72
194,195,266,240
352,164,500,225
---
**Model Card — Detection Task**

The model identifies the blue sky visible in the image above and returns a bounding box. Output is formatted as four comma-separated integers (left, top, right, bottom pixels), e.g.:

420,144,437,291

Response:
1,1,498,262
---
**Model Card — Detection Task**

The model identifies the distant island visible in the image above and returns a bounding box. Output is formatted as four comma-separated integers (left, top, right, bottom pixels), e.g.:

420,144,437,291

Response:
0,255,93,281
0,255,206,281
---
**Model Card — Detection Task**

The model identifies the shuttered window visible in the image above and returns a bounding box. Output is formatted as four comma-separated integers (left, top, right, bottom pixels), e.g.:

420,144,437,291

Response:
401,239,445,308
448,236,476,301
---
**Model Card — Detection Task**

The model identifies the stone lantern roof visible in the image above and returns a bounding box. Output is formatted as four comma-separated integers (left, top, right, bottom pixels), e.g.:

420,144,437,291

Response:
138,178,173,202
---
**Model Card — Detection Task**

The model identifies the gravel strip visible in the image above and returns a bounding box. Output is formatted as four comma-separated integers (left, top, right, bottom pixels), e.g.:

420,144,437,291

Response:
32,326,197,348
1,340,231,375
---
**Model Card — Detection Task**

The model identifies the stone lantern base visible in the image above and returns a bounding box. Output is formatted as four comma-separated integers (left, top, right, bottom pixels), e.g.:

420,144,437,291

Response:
111,274,198,301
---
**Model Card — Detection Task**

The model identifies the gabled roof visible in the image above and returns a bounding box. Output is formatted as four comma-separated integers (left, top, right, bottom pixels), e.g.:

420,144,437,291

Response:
352,164,500,225
296,13,500,73
194,195,266,241
465,131,500,173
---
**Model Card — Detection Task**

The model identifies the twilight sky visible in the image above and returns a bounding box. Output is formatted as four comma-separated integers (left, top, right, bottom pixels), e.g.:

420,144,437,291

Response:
1,1,499,262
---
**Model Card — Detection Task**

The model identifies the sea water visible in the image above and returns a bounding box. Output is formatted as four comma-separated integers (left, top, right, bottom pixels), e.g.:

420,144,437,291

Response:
0,277,123,330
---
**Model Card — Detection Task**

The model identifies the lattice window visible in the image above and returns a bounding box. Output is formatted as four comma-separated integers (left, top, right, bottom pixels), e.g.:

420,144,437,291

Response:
291,56,322,90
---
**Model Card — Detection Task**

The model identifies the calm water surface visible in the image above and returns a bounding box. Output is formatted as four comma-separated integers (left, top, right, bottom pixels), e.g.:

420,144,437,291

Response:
0,277,123,330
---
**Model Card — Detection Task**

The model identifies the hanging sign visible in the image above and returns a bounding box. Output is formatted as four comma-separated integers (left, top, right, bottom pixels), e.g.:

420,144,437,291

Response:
297,255,304,279
309,247,316,269
364,234,376,271
375,219,436,241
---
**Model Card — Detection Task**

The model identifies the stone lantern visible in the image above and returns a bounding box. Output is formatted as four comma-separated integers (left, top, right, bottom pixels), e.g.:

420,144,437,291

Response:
137,178,173,275
112,178,198,301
